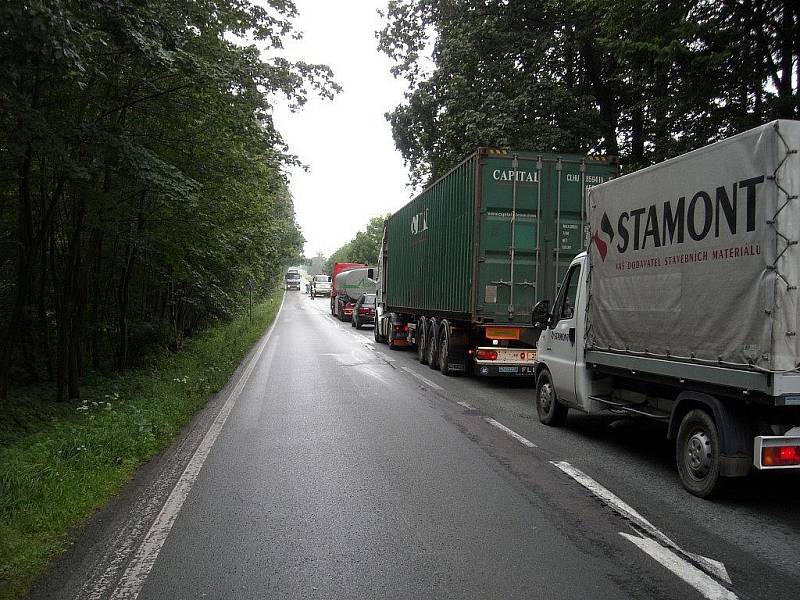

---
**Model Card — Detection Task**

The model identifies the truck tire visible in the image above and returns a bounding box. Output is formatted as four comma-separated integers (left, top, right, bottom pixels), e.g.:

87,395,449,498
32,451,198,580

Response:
438,323,452,376
417,317,428,364
536,369,568,426
676,409,722,498
427,319,439,370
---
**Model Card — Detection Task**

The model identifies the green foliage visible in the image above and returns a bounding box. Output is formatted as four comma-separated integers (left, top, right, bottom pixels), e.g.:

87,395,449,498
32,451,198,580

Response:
325,215,388,272
0,291,283,600
0,0,340,400
378,0,800,184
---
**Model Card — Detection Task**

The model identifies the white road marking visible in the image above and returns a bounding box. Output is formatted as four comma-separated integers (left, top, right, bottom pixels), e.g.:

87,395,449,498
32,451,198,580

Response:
108,298,285,600
484,418,537,448
620,534,738,600
551,461,734,591
354,364,391,385
400,366,444,390
457,401,474,410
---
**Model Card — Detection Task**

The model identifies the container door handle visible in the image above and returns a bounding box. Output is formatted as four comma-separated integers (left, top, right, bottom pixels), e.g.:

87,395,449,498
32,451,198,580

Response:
569,327,575,345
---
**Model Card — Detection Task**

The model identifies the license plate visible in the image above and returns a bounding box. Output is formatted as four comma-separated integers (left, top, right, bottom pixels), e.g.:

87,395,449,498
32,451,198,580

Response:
495,349,537,362
498,366,519,374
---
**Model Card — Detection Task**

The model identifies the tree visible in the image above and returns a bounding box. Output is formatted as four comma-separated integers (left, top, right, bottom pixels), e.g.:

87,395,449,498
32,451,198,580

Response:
0,0,339,400
325,215,388,272
378,0,800,183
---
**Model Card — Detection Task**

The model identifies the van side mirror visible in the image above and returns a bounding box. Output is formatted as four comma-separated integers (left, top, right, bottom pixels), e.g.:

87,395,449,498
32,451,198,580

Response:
532,300,551,329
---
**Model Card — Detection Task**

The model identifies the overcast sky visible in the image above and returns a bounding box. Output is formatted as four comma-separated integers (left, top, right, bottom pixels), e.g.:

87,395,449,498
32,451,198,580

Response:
270,0,415,257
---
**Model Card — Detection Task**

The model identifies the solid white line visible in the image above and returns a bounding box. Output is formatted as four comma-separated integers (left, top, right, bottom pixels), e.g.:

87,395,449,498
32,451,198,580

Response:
484,418,537,448
109,297,285,600
400,366,444,390
620,533,738,600
551,461,662,534
551,461,732,585
457,401,474,410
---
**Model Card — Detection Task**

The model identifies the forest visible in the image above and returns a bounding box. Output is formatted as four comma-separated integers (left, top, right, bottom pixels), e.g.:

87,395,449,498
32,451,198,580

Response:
0,0,338,401
379,0,800,186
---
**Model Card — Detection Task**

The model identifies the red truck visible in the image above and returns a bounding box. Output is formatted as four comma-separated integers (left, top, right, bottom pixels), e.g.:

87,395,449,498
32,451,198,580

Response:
329,262,366,319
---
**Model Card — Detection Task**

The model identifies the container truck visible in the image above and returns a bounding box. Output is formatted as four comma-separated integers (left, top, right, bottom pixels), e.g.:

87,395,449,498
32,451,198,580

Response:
374,147,618,375
330,262,366,317
533,120,800,497
332,267,376,321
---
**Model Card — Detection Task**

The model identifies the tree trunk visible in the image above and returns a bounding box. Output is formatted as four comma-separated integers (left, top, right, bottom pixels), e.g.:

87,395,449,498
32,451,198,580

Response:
579,38,619,156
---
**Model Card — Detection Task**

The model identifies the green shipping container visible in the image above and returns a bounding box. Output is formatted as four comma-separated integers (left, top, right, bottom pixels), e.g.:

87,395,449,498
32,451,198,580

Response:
384,148,618,325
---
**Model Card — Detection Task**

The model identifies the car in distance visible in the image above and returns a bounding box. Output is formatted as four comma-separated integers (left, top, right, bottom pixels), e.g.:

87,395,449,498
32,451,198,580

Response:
351,293,376,330
311,274,331,298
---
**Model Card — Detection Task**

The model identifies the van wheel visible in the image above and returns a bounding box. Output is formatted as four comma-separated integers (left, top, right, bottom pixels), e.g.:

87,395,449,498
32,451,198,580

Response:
536,369,568,426
676,409,722,498
417,317,428,364
427,320,439,370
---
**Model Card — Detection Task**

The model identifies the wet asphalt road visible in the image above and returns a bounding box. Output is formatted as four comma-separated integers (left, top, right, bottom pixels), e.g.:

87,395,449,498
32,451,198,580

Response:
30,291,800,600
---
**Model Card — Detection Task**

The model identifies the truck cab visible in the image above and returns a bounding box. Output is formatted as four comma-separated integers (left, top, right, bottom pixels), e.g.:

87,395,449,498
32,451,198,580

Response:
533,253,599,415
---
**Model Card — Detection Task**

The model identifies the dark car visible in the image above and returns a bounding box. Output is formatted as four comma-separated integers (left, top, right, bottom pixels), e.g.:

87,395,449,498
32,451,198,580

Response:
351,293,376,330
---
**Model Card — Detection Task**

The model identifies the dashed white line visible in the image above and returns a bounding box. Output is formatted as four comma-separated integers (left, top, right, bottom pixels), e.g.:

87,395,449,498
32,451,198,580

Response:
400,366,444,390
620,534,738,600
107,298,285,600
457,401,474,410
484,418,537,448
551,461,736,599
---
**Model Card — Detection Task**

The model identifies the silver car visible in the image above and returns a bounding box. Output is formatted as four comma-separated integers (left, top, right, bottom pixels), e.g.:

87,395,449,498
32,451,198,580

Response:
311,275,331,298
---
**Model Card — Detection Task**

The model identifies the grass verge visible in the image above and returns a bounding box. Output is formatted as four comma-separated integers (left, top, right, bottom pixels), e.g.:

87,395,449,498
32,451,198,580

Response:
0,291,283,600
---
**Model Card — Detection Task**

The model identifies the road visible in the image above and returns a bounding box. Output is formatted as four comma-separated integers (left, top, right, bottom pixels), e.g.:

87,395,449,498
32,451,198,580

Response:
31,291,800,600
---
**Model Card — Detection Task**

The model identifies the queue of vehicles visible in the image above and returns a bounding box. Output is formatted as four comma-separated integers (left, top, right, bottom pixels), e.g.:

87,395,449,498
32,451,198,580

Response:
299,122,800,497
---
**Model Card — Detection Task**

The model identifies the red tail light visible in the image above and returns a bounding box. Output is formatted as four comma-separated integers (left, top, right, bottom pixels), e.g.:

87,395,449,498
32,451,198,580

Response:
762,445,800,466
359,307,371,314
476,349,498,360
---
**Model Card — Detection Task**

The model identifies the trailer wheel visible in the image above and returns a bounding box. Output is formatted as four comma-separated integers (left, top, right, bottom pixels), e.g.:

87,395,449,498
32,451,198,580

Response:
417,317,428,364
676,409,722,498
438,323,452,376
536,369,568,426
427,319,439,370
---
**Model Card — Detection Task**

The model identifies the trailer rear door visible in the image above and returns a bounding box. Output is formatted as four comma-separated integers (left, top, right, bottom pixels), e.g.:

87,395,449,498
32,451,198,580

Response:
475,151,616,324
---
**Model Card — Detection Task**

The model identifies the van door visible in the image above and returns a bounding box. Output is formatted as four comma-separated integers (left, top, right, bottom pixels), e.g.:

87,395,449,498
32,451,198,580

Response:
544,263,581,406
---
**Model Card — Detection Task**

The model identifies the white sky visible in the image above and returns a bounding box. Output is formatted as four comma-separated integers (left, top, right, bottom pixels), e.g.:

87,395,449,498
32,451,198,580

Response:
270,0,415,257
